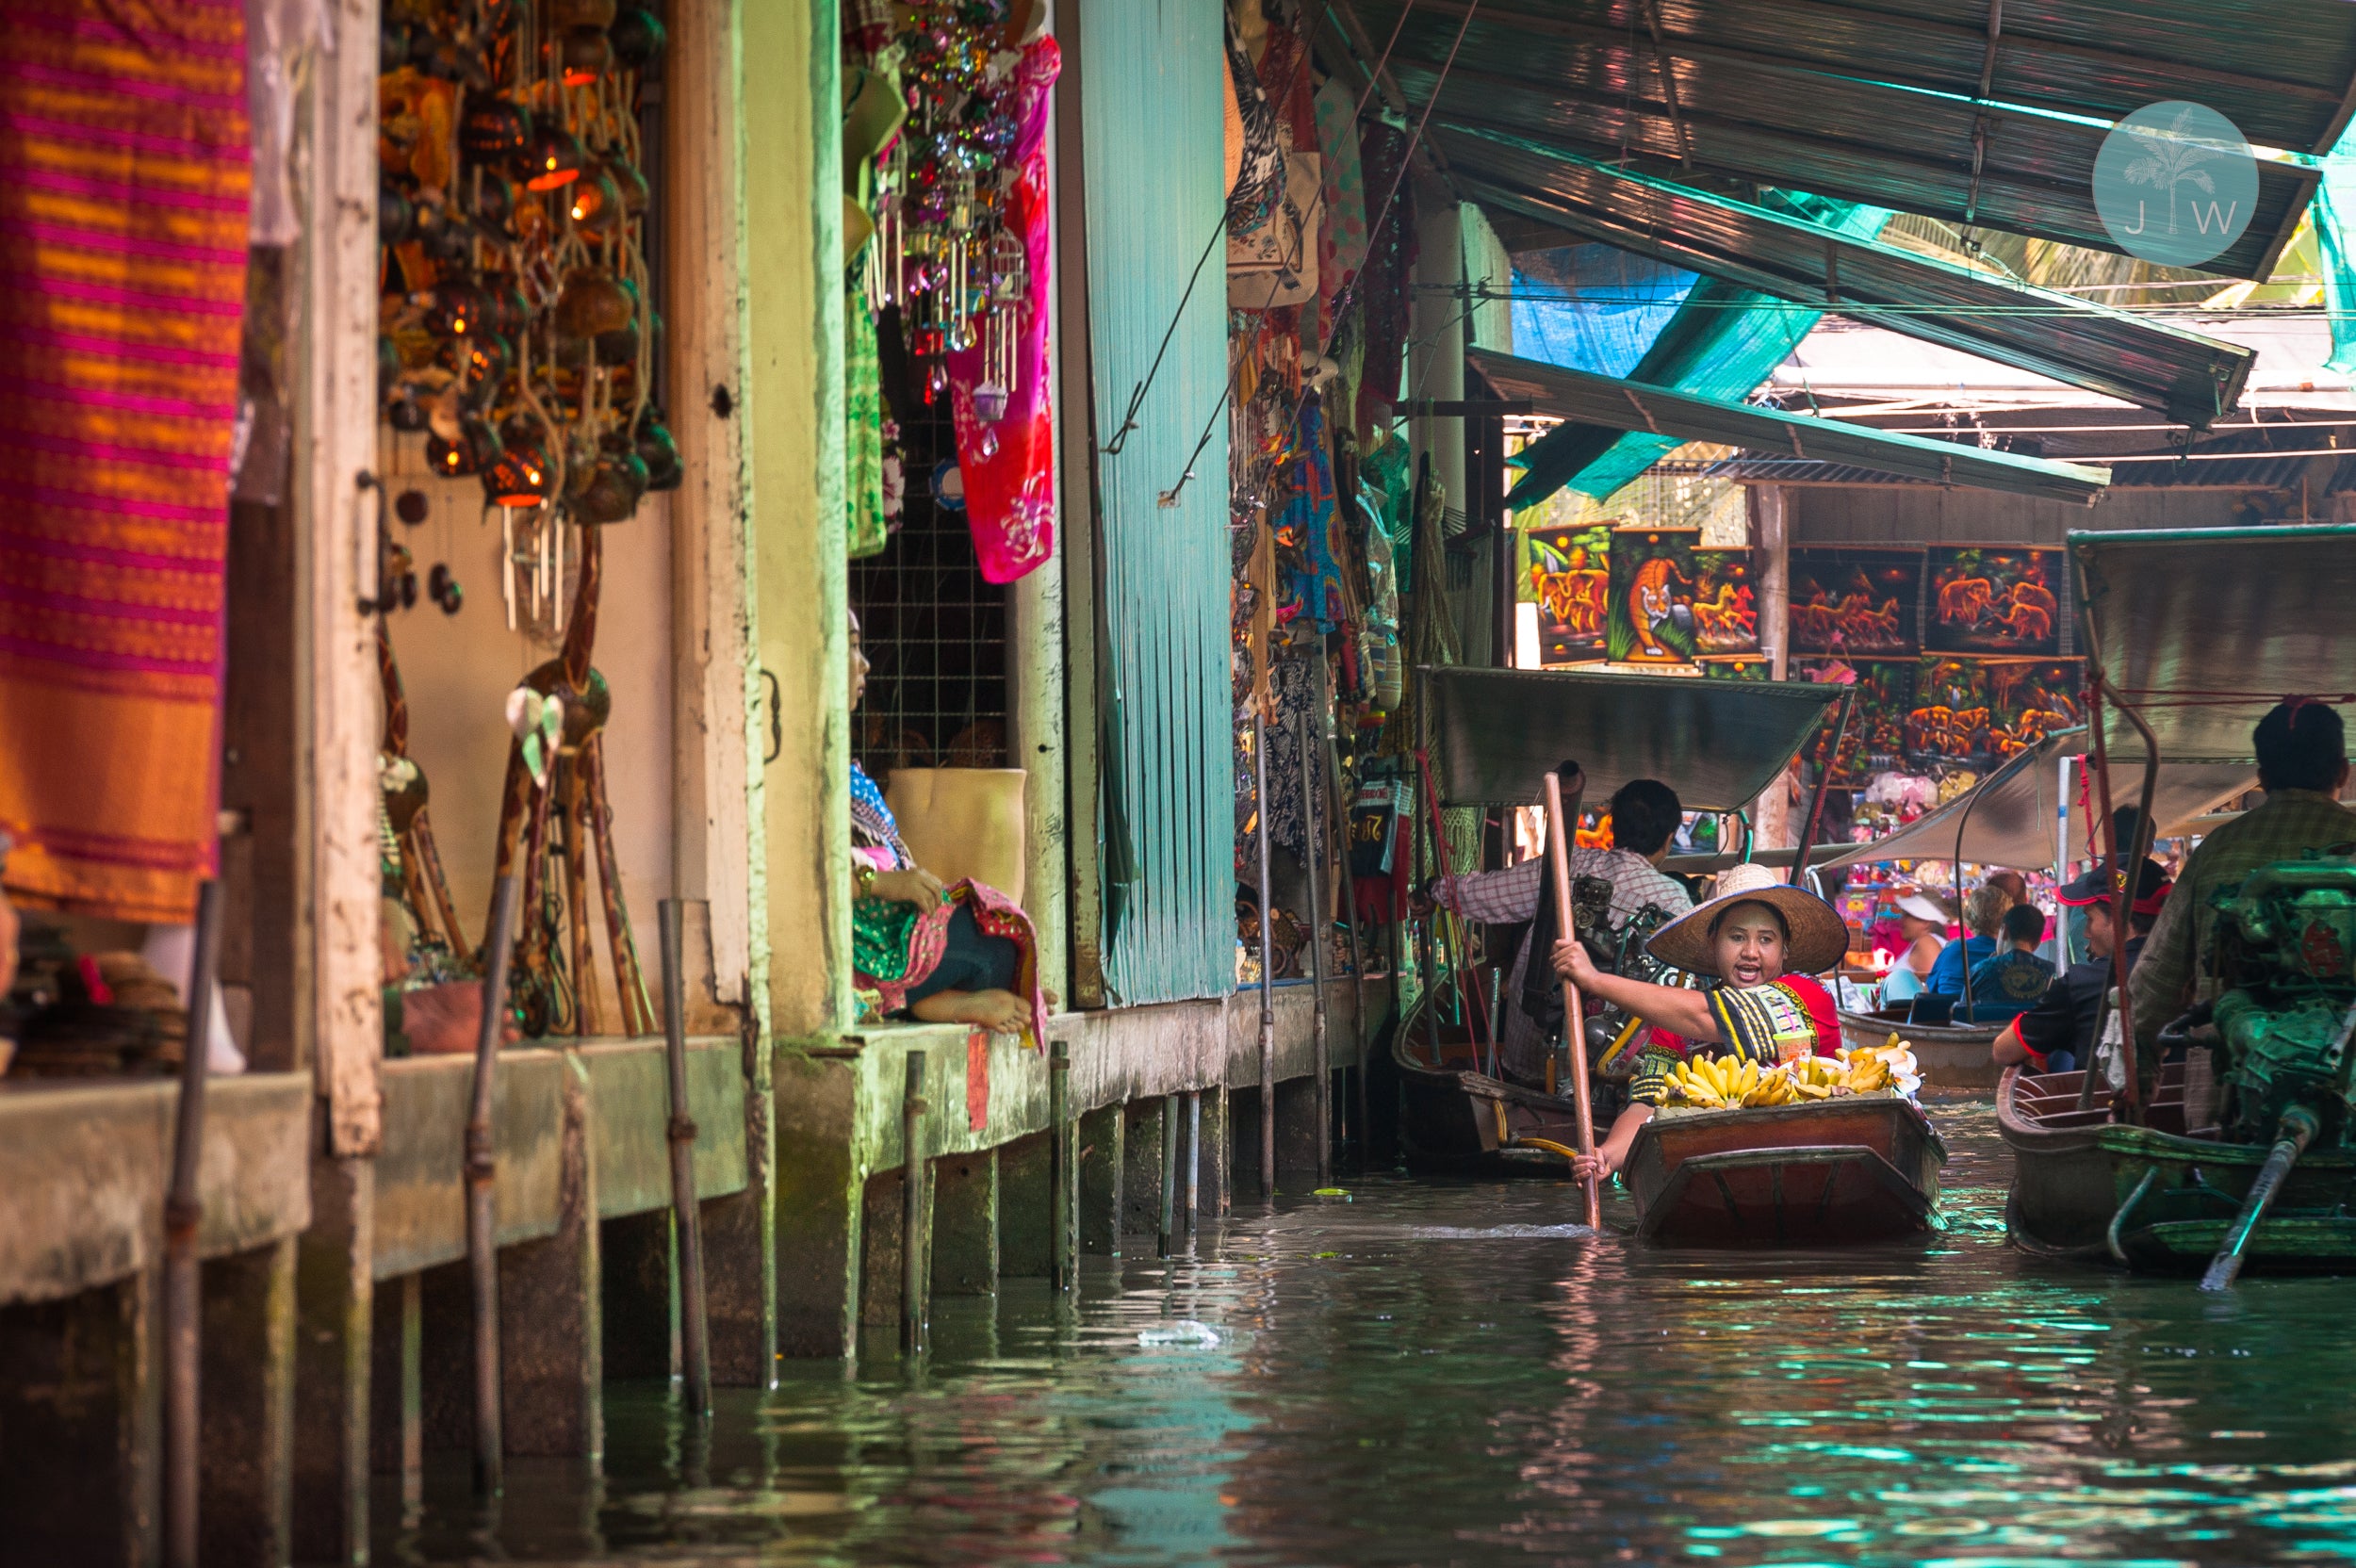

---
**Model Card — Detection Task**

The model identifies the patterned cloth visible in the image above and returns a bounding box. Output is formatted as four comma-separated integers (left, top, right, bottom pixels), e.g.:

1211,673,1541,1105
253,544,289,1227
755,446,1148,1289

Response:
948,37,1057,583
2130,787,2356,1054
1433,848,1693,1085
1312,76,1366,345
0,0,251,923
846,292,889,559
1629,973,1842,1106
1278,399,1346,633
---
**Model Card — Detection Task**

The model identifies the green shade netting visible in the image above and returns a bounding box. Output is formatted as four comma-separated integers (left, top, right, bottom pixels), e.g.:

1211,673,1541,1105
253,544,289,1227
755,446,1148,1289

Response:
2316,125,2356,374
1506,193,1892,510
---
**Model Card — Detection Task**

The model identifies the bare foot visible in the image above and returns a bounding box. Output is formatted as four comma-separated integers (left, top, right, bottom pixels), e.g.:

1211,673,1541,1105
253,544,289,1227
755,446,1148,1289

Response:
908,988,1031,1033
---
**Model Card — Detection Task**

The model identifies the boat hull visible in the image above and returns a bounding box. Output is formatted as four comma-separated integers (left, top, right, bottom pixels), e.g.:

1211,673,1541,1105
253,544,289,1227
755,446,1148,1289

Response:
1390,992,1589,1174
1998,1065,2356,1270
1625,1095,1945,1247
1838,1009,2002,1090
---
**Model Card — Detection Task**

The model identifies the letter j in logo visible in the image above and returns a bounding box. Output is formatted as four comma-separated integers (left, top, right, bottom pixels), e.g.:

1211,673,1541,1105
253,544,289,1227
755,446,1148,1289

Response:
2092,101,2259,269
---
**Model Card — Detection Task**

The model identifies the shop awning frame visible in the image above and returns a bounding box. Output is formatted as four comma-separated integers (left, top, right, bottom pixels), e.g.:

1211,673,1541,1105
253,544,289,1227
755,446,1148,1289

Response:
1448,132,2254,429
2072,523,2356,765
1346,0,2338,280
1809,727,2254,874
1422,664,1844,812
1468,348,2113,502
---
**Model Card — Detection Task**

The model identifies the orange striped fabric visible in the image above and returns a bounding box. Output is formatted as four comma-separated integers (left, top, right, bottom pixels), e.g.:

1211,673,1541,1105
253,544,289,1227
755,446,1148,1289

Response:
0,0,249,923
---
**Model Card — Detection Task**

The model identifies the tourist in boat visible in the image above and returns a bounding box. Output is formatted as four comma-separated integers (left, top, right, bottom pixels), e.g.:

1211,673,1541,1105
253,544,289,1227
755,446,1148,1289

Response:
1991,855,2164,1075
1549,861,1851,1185
1879,890,1950,1006
1965,902,2056,1023
2129,700,2356,1075
1417,761,1691,1086
1924,883,2016,998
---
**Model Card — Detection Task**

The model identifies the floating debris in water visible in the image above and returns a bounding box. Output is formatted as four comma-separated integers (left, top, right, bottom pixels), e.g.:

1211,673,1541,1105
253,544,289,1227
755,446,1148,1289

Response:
1313,1187,1351,1199
1137,1320,1222,1348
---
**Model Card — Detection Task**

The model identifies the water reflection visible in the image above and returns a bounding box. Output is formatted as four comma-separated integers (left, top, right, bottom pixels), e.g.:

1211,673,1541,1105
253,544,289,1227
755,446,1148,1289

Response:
381,1104,2356,1565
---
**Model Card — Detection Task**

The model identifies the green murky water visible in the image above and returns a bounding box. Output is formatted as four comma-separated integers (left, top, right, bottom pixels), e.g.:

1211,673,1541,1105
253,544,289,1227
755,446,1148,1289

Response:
380,1102,2356,1565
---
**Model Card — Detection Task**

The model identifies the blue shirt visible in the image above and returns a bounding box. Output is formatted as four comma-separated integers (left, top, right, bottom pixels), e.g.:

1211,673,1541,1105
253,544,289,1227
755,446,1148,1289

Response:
1924,935,1996,997
1965,949,2056,1021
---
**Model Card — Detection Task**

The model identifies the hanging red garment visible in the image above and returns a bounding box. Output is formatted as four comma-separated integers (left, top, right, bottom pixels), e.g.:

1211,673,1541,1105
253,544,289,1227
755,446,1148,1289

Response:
0,0,250,923
949,37,1059,584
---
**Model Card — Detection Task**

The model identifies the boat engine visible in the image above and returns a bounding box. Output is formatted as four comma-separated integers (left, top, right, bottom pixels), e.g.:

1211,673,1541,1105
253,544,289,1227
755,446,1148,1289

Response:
2208,856,2356,1145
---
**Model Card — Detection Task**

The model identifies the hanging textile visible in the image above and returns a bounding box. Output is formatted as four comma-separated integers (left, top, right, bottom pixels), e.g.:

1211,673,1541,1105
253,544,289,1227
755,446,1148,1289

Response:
2316,124,2356,374
947,36,1059,583
1277,397,1346,633
0,0,251,923
847,290,890,558
1313,77,1367,348
1353,121,1417,433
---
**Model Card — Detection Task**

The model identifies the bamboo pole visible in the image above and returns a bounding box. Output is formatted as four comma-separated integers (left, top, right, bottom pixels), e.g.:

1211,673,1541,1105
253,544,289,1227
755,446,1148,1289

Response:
162,878,223,1568
657,901,711,1415
1543,773,1601,1229
467,874,520,1496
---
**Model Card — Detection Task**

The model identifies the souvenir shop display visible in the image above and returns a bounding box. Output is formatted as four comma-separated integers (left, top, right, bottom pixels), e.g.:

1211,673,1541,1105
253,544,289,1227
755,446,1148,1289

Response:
1924,547,2064,657
1604,529,1758,665
376,0,671,1037
1788,549,1922,658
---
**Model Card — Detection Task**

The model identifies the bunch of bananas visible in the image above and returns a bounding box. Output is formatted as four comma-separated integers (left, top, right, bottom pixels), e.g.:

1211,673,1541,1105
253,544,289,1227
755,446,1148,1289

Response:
1667,1054,1801,1109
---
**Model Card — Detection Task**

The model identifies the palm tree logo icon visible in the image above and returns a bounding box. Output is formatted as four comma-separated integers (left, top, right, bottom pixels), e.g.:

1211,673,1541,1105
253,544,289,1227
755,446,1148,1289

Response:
2093,100,2257,267
2119,106,2218,237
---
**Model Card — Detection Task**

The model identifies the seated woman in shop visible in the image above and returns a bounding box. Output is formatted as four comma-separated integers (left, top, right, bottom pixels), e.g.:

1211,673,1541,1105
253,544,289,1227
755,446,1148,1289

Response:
1551,862,1852,1187
848,612,1050,1040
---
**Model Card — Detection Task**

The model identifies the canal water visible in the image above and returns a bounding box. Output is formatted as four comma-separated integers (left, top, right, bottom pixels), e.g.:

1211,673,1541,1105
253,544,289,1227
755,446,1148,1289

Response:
382,1100,2356,1565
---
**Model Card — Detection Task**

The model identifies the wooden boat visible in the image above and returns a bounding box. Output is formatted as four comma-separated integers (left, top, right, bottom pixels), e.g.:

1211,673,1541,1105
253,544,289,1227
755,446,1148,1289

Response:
1624,1093,1946,1246
1389,984,1588,1174
1998,1063,2356,1270
1837,1007,2002,1089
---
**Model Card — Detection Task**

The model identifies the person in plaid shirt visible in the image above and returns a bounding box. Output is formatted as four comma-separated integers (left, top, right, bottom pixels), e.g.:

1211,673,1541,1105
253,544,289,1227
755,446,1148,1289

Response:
1419,762,1692,1086
2130,701,2356,1069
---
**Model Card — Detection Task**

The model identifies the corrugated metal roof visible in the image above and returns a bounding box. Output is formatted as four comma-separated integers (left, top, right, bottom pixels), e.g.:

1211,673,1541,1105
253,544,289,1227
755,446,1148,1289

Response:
1350,0,2333,279
1472,347,2111,500
1451,131,2253,426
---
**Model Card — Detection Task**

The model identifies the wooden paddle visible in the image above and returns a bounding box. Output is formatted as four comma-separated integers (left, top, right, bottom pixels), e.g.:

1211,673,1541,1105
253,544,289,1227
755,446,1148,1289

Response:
1545,770,1601,1229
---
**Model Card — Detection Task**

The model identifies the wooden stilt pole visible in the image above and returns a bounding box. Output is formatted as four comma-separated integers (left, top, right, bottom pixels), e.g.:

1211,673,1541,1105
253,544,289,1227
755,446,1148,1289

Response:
901,1053,929,1356
658,901,712,1414
1254,710,1276,1201
467,874,520,1495
1297,705,1331,1186
162,878,223,1568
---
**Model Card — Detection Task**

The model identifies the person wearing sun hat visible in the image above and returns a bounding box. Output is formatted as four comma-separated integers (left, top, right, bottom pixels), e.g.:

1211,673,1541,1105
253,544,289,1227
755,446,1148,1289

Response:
1550,861,1852,1186
1880,890,1951,1006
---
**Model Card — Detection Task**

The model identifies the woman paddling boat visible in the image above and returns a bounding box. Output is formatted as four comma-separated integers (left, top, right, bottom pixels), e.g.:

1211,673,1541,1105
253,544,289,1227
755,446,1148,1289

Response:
1550,862,1853,1187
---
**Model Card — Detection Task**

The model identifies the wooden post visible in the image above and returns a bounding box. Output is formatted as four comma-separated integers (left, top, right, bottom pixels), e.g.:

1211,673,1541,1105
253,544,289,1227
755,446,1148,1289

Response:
1049,1038,1072,1290
1157,1092,1180,1258
466,875,518,1495
1323,726,1367,1167
658,902,712,1416
1542,774,1601,1230
1184,1090,1201,1236
901,1053,928,1356
1254,710,1276,1201
1297,704,1331,1185
163,878,222,1568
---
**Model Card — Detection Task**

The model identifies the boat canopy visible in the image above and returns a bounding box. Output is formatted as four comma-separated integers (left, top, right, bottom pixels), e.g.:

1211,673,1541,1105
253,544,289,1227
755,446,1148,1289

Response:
1811,727,2252,874
2072,524,2356,765
1421,664,1840,812
1469,349,2110,502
